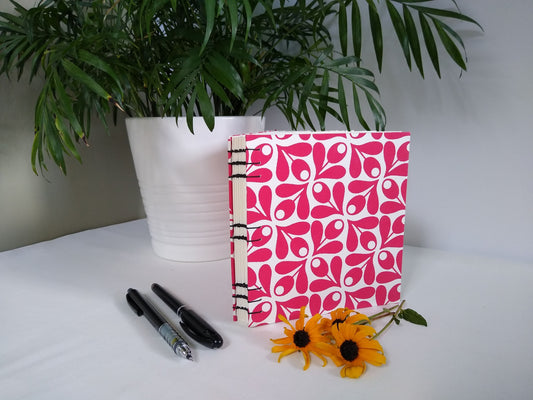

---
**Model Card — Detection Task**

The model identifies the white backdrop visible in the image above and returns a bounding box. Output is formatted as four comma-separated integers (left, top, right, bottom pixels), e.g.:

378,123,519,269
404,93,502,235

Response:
266,0,533,262
1,0,532,262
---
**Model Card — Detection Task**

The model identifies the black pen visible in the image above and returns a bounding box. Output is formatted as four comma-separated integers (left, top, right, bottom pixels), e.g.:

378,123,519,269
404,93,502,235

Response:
126,288,193,360
152,283,223,349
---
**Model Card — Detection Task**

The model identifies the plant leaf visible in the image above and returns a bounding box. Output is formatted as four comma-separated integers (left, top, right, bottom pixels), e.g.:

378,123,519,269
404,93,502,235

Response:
433,19,467,70
186,87,197,133
337,75,350,130
201,0,217,53
195,79,215,130
242,0,252,41
398,308,428,326
51,71,84,139
365,90,386,130
419,12,440,77
227,0,239,51
403,4,423,77
78,49,124,97
367,0,383,71
352,84,371,130
409,4,483,30
338,1,348,56
351,0,362,65
318,69,330,130
386,0,411,70
61,59,111,101
205,51,244,100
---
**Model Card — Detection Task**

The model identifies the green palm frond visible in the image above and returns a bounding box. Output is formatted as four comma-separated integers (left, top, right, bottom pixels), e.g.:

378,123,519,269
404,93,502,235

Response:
0,0,482,174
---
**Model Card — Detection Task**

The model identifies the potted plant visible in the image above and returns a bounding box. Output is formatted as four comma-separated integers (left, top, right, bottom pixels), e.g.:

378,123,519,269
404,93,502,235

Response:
0,0,480,260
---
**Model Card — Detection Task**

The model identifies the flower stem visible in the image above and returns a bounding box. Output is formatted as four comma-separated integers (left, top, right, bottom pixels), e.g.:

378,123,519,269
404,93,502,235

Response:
371,300,406,340
351,304,400,326
368,305,399,321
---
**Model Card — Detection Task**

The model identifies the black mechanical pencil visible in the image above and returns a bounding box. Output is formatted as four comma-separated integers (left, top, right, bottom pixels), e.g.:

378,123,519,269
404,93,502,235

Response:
151,283,223,349
126,288,193,360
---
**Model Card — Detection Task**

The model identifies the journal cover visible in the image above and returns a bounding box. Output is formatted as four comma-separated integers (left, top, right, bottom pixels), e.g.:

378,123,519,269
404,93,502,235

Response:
228,131,410,327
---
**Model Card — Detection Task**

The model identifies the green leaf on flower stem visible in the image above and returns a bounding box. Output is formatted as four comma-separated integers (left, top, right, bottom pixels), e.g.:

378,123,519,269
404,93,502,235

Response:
398,308,428,326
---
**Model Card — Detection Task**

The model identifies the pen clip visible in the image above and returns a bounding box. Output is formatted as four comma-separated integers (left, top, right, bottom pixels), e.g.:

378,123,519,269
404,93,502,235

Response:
126,292,144,317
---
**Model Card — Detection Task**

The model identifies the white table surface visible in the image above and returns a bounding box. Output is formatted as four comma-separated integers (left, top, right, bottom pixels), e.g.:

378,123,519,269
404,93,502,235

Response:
1,219,532,400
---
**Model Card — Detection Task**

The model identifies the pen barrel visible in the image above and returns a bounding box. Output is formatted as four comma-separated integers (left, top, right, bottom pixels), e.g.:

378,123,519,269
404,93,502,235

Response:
127,288,164,329
158,323,192,359
152,283,182,312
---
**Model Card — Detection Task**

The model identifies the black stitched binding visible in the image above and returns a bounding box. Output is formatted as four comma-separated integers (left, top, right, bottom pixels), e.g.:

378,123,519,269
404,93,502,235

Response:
228,146,260,153
232,294,261,303
232,283,263,291
232,306,263,315
231,235,261,242
228,174,261,179
228,160,260,166
230,143,265,320
230,223,261,230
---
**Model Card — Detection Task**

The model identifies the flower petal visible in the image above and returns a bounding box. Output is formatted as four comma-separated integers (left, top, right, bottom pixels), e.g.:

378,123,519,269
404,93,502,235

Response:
310,349,329,367
358,348,386,366
271,336,293,345
353,325,376,340
330,324,345,344
329,354,345,367
347,313,370,324
278,314,295,331
341,364,366,379
302,350,311,370
357,338,384,351
295,306,306,331
314,341,336,355
271,344,293,353
277,347,298,362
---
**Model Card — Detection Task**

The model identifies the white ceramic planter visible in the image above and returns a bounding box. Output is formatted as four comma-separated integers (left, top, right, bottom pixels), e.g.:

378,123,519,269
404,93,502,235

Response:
126,116,264,262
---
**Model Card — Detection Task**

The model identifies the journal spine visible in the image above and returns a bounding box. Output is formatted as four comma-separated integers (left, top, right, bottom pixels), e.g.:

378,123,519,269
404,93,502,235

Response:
228,135,252,322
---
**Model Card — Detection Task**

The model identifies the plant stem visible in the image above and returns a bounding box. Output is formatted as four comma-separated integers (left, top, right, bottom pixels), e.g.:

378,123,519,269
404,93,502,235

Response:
351,304,399,326
368,305,400,321
371,300,406,340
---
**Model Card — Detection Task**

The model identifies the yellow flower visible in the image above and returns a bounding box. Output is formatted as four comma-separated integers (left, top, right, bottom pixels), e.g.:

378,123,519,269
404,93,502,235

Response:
322,308,370,332
328,322,386,378
271,307,331,370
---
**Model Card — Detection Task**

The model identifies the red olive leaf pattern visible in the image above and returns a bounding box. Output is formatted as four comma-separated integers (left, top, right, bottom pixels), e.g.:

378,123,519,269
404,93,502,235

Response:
311,181,345,218
311,220,344,255
275,183,310,220
309,256,344,292
275,296,310,322
250,143,274,165
240,132,410,327
313,141,347,180
246,186,272,224
247,226,273,263
308,293,322,316
275,222,311,259
276,143,313,181
275,260,309,294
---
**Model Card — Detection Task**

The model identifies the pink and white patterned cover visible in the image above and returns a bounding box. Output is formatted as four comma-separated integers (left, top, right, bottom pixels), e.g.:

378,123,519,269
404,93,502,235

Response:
229,131,410,327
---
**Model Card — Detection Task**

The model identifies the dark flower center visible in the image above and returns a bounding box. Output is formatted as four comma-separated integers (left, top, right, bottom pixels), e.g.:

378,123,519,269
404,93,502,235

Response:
340,340,359,361
332,317,347,328
293,330,310,348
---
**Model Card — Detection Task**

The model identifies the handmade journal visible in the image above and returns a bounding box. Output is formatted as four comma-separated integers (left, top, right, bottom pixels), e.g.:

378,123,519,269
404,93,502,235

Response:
228,132,410,327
